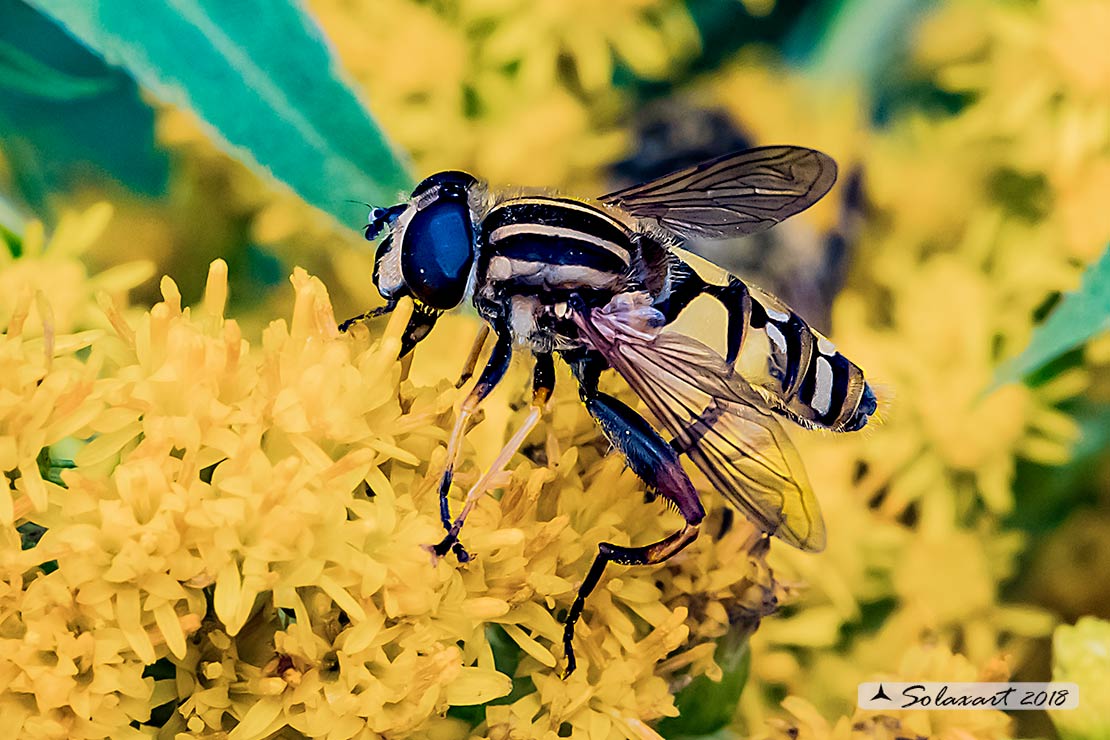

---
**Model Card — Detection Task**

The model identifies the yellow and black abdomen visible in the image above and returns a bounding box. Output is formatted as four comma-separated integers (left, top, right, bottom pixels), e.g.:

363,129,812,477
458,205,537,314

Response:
735,285,875,432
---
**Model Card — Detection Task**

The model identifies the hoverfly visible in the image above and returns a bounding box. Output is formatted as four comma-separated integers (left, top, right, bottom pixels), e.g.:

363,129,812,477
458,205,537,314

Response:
341,146,877,676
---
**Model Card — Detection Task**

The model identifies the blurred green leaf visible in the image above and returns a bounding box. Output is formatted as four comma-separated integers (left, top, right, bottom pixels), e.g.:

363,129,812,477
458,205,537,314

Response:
655,628,751,739
24,0,413,226
793,0,935,92
995,243,1110,388
0,0,168,206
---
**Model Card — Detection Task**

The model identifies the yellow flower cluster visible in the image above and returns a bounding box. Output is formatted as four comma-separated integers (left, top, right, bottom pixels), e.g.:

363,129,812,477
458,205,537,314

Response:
308,0,697,191
6,0,1104,737
760,644,1012,740
2,208,782,738
1051,616,1110,740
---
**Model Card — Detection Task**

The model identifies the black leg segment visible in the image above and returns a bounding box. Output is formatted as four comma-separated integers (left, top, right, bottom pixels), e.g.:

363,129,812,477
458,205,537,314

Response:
559,352,705,676
339,299,441,360
561,523,701,677
435,317,514,561
338,300,398,333
532,352,555,406
399,305,441,358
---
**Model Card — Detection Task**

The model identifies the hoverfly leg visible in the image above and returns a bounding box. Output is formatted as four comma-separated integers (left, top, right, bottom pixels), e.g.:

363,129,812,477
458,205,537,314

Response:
455,324,491,388
398,304,440,359
433,350,551,561
560,354,705,677
338,298,439,359
432,403,543,559
338,300,398,333
532,352,555,406
562,523,700,678
433,320,513,561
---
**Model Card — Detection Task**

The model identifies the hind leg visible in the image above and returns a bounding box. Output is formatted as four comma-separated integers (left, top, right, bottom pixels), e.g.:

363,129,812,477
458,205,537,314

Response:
561,352,705,676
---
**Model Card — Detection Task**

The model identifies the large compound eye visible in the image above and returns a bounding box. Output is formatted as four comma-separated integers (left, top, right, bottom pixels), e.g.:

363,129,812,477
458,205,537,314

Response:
400,196,475,309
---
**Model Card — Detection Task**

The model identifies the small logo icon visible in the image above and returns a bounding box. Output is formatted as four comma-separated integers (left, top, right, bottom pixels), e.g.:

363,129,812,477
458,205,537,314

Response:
870,684,892,702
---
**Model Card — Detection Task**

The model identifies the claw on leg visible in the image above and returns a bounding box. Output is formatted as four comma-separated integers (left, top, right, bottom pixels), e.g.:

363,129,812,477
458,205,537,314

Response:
436,399,481,561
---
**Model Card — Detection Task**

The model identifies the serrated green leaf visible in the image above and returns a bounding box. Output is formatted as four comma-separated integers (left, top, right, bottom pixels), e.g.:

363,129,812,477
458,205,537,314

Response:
994,243,1110,388
24,0,412,226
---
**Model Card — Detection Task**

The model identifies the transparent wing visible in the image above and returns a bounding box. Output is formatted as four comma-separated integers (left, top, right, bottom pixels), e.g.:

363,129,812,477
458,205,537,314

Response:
573,298,826,551
599,146,837,241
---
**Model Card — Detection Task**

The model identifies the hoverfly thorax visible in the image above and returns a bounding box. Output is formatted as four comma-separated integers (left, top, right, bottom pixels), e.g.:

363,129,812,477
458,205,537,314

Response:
371,171,480,311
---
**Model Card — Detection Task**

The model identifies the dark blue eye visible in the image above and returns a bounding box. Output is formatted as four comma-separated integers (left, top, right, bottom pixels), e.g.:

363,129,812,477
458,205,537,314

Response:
400,197,475,309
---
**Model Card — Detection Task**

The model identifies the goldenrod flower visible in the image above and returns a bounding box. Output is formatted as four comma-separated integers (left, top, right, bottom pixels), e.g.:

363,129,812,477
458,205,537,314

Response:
761,646,1013,740
1051,616,1110,740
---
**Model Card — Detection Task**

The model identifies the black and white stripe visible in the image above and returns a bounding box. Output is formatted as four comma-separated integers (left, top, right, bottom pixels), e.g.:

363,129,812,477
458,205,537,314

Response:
743,293,871,431
480,198,635,290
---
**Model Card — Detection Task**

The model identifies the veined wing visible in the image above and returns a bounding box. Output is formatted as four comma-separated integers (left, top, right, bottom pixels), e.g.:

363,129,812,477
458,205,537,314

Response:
599,146,836,242
572,296,826,551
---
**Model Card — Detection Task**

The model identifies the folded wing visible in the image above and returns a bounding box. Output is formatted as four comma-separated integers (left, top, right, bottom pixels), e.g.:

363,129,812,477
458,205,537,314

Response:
599,146,837,242
573,297,826,551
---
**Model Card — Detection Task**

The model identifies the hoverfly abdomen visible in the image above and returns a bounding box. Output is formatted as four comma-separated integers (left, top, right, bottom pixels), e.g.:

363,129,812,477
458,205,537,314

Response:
742,292,875,432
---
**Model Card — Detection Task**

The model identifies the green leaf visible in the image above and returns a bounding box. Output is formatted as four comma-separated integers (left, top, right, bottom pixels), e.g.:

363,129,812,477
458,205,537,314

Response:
24,0,413,225
0,0,168,203
994,243,1110,387
793,0,935,89
655,628,751,739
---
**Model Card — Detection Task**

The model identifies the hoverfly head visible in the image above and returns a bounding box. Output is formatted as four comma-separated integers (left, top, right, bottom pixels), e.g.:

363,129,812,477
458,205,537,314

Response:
388,170,479,310
366,171,479,310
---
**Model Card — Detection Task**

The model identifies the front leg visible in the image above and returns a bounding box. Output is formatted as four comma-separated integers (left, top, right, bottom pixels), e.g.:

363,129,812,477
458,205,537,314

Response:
435,317,513,560
432,350,553,559
561,352,705,676
339,299,441,360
